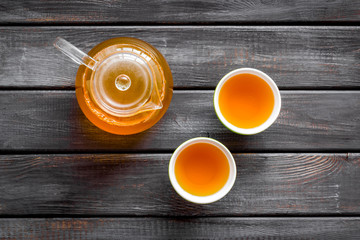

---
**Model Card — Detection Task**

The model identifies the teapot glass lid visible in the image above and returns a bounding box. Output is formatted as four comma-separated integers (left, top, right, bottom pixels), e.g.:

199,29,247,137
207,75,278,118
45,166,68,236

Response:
90,51,154,117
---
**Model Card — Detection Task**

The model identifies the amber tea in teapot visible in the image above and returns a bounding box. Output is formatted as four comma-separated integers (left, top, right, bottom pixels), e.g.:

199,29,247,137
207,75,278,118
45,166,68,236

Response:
54,37,173,135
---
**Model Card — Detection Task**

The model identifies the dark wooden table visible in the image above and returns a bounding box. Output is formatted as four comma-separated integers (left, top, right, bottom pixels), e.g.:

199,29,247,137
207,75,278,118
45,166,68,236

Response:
1,1,360,239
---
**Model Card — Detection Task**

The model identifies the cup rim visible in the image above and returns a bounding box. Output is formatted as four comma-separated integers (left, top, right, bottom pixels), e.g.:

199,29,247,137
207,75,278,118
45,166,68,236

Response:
214,68,281,135
168,137,236,204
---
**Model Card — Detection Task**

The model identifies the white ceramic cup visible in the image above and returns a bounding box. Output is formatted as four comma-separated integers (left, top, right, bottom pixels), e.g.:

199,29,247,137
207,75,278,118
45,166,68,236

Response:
214,68,281,135
168,137,236,204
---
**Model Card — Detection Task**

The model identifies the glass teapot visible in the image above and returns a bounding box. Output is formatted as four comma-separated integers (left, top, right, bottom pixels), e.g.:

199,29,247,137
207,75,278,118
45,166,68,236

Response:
54,37,173,135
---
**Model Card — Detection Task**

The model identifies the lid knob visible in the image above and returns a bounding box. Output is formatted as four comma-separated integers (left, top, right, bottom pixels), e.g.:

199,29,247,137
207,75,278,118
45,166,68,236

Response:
115,74,131,91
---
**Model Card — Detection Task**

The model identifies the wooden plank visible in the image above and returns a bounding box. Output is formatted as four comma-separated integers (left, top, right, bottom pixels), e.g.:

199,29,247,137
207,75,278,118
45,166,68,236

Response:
0,91,359,151
0,153,359,215
0,26,359,89
1,0,360,23
0,218,359,239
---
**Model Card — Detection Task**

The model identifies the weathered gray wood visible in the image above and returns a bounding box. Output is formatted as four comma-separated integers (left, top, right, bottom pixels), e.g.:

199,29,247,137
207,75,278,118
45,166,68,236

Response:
0,26,359,89
1,0,359,23
0,91,359,151
0,217,359,239
0,153,358,215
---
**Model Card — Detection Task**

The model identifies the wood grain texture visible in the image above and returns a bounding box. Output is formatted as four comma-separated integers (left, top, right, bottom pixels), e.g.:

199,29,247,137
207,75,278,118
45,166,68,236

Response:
0,91,359,151
1,217,360,239
1,0,359,23
0,153,358,215
0,26,359,89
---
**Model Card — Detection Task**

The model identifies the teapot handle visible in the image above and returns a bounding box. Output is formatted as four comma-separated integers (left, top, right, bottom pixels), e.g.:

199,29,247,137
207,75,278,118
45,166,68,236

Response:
53,37,98,71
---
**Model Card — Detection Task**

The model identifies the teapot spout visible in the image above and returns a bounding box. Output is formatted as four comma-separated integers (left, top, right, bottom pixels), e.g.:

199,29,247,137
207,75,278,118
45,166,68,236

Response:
146,79,164,111
135,85,164,114
137,97,163,114
148,100,163,111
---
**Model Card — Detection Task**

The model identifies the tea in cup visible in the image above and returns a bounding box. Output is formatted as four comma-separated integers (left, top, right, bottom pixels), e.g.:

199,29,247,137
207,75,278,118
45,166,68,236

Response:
168,137,236,204
214,68,281,135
